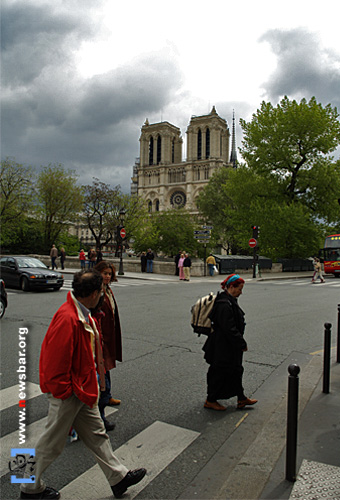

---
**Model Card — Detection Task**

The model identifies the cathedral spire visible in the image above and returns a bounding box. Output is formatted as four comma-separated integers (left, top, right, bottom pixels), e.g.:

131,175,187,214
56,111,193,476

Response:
230,110,238,168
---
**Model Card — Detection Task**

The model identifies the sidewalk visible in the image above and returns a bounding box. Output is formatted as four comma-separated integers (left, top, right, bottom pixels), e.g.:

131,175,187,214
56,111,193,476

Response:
262,359,340,500
62,268,315,283
179,353,340,500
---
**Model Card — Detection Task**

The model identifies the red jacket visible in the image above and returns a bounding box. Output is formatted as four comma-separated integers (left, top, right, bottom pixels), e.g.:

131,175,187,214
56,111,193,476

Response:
39,291,104,407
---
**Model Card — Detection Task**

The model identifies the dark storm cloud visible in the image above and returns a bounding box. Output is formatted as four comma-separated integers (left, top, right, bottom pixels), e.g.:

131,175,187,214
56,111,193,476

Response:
72,51,182,132
260,28,340,109
1,1,184,191
1,0,95,87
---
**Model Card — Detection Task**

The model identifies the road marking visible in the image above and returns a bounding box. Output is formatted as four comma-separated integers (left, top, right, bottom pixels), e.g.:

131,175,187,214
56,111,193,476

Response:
0,384,117,477
235,413,248,428
61,280,177,290
60,420,200,499
261,279,339,287
1,382,42,411
310,346,336,355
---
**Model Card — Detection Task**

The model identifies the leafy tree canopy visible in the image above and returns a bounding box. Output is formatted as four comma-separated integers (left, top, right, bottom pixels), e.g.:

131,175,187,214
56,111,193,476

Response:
36,164,83,250
198,96,340,260
1,157,35,221
82,178,127,250
130,207,201,256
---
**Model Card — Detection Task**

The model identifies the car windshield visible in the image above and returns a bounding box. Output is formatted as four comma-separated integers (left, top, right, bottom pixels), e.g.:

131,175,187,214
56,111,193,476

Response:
16,258,48,269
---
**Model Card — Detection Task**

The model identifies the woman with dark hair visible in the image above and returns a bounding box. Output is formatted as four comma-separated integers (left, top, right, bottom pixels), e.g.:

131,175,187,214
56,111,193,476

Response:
203,274,258,411
94,261,123,431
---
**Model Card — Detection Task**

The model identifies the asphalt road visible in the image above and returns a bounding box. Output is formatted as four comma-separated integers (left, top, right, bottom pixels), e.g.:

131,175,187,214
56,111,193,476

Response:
1,276,339,499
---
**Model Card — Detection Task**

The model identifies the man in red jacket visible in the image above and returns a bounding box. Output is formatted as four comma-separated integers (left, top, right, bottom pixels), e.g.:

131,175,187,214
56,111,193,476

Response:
20,270,146,500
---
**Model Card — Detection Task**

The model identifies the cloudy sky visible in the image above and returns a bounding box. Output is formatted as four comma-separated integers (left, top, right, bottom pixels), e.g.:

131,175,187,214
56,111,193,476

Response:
2,0,340,192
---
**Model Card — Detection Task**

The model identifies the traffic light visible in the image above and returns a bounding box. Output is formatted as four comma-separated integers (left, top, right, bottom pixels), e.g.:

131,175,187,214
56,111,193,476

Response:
251,225,259,239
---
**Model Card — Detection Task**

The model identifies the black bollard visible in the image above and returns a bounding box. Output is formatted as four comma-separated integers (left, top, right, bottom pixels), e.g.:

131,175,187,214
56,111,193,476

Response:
286,364,300,482
337,305,340,363
323,323,332,393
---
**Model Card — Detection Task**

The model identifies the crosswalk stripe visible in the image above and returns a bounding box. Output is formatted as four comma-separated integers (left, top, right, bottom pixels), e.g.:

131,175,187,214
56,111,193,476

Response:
263,280,339,287
60,420,200,499
0,392,117,478
61,280,175,289
1,382,42,411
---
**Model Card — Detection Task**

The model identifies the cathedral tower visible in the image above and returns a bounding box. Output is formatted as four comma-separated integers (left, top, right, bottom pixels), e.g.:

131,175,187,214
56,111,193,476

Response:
132,108,232,213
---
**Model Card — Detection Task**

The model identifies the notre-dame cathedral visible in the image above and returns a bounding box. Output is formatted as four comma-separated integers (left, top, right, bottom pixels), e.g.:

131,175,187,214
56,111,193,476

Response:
131,106,237,213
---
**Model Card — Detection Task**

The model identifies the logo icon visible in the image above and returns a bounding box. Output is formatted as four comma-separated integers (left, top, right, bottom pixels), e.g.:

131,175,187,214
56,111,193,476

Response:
9,449,35,483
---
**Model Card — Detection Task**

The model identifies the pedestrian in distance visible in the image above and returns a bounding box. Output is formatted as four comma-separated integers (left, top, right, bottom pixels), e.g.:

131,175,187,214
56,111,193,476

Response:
19,269,146,500
96,247,103,264
206,253,216,276
146,248,154,273
311,257,325,283
174,251,181,276
202,274,258,411
183,253,191,281
140,251,147,272
60,247,66,270
94,261,123,432
178,253,185,280
88,248,96,268
50,244,58,270
79,249,86,269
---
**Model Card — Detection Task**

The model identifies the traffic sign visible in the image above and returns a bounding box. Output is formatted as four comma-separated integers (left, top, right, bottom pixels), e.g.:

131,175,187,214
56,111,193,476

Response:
249,238,257,248
202,225,213,230
120,228,126,239
194,230,210,235
194,234,210,239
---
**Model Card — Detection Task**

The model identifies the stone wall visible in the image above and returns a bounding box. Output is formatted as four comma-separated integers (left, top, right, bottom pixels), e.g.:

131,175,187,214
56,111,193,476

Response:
28,255,282,276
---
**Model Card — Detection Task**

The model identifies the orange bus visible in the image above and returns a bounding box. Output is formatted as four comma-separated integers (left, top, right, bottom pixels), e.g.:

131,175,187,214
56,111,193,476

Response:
320,234,340,277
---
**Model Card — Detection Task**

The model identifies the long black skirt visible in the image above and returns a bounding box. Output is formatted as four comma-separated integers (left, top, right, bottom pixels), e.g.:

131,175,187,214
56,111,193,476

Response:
207,364,245,402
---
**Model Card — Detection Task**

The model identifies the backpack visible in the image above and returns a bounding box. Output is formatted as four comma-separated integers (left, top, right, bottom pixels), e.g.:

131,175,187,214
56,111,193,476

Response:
191,292,216,336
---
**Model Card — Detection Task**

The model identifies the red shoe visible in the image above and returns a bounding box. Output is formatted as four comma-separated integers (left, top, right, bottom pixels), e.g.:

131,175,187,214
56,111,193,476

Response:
204,400,226,411
237,398,258,409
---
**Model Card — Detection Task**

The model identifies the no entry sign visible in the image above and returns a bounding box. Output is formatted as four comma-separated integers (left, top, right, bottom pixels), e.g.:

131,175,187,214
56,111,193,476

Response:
249,238,257,248
120,228,126,239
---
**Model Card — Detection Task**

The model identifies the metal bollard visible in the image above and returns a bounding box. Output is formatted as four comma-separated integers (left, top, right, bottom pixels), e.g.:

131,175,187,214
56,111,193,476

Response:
323,323,332,393
337,305,340,363
286,364,300,482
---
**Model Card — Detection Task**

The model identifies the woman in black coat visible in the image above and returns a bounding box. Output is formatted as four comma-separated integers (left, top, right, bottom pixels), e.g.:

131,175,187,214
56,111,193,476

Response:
203,274,258,411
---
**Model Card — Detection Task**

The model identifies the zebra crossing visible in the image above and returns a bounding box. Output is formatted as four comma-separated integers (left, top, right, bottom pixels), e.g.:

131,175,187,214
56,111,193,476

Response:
261,278,340,288
0,382,200,499
61,278,179,290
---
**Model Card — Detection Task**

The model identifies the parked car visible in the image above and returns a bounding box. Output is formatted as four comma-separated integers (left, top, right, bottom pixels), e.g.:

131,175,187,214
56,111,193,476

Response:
0,279,7,318
0,256,64,292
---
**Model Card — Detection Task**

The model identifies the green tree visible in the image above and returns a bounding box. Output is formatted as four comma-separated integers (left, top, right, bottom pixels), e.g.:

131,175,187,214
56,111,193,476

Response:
240,96,340,222
0,158,36,250
197,97,340,260
129,208,201,256
153,208,200,256
1,157,34,222
36,164,83,251
196,167,239,253
82,179,126,250
128,213,160,254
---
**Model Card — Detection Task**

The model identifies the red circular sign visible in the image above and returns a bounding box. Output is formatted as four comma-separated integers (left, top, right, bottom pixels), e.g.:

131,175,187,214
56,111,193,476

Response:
249,238,257,248
120,228,126,239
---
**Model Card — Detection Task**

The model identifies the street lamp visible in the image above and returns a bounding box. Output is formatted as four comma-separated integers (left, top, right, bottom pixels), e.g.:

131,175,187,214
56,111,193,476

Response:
118,208,126,276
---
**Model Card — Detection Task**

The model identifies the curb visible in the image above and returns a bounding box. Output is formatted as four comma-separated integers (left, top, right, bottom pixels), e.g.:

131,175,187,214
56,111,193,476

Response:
178,353,323,500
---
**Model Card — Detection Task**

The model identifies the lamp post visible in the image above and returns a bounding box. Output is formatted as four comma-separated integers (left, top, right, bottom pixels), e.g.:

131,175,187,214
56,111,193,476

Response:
118,208,126,276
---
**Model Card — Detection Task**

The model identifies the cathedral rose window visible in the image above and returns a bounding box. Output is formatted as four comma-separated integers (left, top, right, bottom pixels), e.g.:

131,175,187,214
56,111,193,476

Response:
170,191,186,208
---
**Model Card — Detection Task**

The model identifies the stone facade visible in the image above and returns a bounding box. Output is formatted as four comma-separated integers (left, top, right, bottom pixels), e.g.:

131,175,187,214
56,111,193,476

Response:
131,106,233,213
